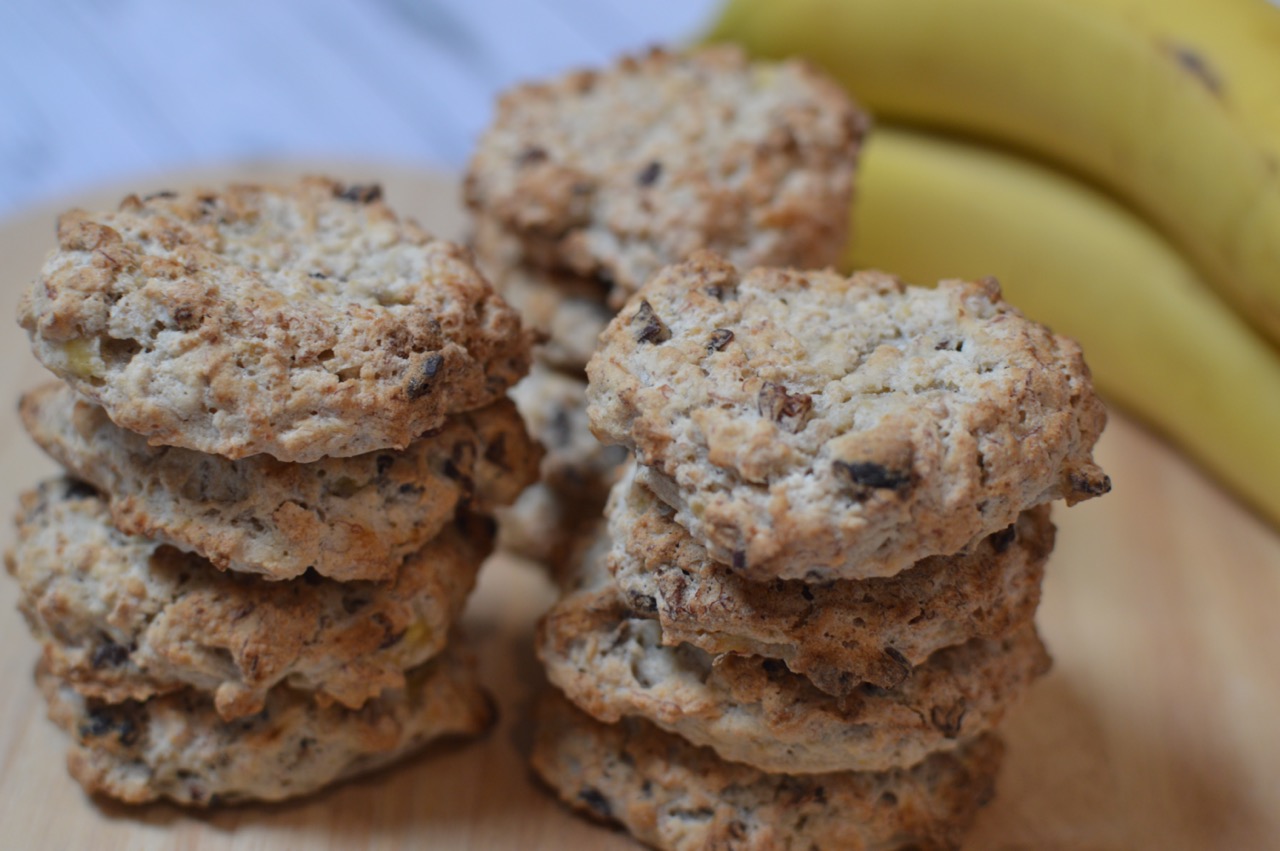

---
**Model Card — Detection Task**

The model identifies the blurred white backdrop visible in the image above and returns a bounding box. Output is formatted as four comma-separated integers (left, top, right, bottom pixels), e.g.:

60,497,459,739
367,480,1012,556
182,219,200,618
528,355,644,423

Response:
0,0,718,219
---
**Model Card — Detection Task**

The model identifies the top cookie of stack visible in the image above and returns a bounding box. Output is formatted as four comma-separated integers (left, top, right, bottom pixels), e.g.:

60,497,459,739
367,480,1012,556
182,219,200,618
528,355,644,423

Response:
20,177,533,463
9,177,540,806
587,252,1110,580
464,47,867,568
465,46,866,313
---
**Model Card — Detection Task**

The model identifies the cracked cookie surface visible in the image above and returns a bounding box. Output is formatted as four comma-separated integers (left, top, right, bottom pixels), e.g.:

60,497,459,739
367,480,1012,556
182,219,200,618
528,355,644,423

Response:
465,47,865,305
9,478,491,720
537,549,1050,774
608,462,1052,695
587,252,1109,580
19,177,533,462
532,691,1003,851
38,645,493,806
21,383,537,582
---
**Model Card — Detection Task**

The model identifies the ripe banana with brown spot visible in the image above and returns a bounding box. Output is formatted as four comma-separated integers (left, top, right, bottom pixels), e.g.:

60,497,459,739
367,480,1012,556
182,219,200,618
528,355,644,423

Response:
709,0,1280,346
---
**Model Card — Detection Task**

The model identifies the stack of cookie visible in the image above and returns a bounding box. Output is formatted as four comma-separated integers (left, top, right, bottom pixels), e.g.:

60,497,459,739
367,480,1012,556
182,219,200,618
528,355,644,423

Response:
462,46,867,569
532,253,1111,848
6,178,539,805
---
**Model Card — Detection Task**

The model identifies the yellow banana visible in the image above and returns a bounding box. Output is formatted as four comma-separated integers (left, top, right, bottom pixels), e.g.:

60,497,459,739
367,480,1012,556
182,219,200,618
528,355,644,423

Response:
846,126,1280,526
708,0,1280,346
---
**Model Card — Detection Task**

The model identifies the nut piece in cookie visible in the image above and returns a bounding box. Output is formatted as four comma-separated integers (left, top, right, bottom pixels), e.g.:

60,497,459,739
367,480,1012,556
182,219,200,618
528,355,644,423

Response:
465,46,867,305
586,252,1110,580
19,177,534,462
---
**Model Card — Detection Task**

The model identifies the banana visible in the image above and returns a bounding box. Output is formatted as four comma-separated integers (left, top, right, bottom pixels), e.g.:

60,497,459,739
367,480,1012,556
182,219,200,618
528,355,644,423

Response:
708,0,1280,346
845,126,1280,526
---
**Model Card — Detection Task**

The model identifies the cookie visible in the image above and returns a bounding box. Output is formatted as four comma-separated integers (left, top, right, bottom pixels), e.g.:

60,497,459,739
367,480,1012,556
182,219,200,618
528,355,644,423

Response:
608,463,1052,694
8,478,491,720
587,253,1110,580
531,691,1002,851
20,382,537,582
38,646,493,806
537,570,1050,774
495,482,602,572
18,177,533,462
464,47,865,305
472,218,613,371
510,363,626,499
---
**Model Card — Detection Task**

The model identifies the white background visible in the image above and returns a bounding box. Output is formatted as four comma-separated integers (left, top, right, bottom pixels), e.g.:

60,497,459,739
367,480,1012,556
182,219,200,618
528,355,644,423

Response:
0,0,718,220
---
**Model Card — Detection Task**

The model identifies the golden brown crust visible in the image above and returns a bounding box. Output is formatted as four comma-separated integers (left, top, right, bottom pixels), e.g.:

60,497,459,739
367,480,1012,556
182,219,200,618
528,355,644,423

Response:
608,464,1052,694
587,253,1110,580
20,382,538,581
531,691,1003,851
537,565,1050,774
9,478,492,719
18,177,534,462
39,647,494,806
465,46,865,305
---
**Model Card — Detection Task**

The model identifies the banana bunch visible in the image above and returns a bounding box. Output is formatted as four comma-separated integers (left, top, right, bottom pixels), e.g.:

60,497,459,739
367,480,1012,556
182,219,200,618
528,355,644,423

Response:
708,0,1280,527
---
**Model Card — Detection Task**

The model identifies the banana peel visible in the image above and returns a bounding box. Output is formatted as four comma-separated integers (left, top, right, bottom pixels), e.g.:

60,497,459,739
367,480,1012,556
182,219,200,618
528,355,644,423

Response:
708,0,1280,347
848,127,1280,527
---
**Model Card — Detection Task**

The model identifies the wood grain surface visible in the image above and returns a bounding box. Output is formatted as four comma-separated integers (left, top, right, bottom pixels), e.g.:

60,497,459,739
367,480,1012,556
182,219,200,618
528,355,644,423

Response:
1,166,1277,850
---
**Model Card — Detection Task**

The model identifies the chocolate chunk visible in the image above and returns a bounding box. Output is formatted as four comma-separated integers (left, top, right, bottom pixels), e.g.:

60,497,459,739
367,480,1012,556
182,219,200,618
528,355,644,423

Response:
172,305,200,330
834,460,913,493
517,146,548,166
731,550,747,571
757,382,813,432
62,479,99,501
406,352,444,399
930,700,967,738
1070,470,1112,497
707,328,734,352
335,183,383,204
81,706,140,746
876,646,913,689
636,160,662,186
577,787,613,818
632,300,670,344
374,612,405,650
375,454,395,476
631,594,657,615
90,640,130,669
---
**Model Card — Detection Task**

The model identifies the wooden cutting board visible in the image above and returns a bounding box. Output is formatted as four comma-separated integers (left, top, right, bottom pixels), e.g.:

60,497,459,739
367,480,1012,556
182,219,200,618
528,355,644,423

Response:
1,164,1277,851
